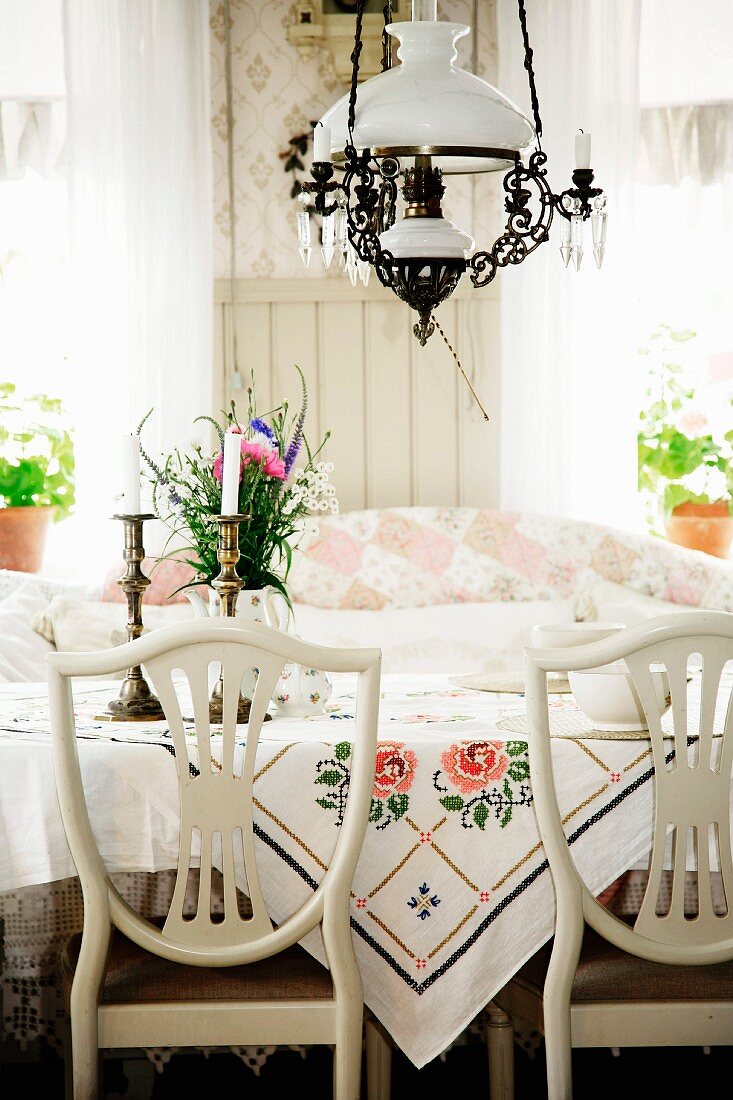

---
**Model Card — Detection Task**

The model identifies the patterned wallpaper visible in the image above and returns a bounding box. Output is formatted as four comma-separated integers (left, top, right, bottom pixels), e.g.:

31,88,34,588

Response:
210,0,500,279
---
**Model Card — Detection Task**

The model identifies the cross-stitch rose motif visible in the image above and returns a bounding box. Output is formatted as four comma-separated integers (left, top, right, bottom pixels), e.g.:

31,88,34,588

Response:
373,741,417,800
440,741,510,795
434,740,531,829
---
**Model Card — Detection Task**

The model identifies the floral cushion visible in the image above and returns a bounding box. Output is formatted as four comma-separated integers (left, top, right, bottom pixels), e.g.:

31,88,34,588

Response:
287,507,733,611
100,558,200,604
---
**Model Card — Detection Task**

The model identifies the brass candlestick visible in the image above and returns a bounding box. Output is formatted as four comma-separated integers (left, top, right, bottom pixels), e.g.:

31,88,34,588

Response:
103,514,165,721
208,513,269,724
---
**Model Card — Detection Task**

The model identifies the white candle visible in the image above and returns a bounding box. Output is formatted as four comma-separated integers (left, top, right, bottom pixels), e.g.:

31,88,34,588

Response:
221,430,241,514
123,434,141,515
575,129,591,169
313,121,332,163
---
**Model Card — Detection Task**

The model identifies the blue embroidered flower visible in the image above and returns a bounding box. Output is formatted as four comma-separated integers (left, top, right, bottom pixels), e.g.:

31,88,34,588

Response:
407,883,440,920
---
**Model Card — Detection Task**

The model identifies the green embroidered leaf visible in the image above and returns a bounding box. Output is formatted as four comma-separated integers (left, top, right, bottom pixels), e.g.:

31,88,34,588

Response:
316,798,337,811
440,795,465,812
334,741,352,761
369,799,383,822
500,806,513,828
315,769,343,786
506,740,528,757
386,793,409,820
507,759,529,782
503,778,513,802
473,802,489,831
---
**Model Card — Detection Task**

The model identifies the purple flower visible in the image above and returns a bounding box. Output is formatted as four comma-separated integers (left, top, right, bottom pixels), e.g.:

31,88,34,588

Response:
250,417,277,444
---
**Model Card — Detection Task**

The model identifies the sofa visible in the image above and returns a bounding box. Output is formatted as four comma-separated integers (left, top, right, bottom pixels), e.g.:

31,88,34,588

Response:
3,506,733,683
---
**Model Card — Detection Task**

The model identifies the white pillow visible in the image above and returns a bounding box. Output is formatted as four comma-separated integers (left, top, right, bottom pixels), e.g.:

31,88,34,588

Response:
0,582,54,683
32,597,194,654
291,599,576,675
575,572,686,626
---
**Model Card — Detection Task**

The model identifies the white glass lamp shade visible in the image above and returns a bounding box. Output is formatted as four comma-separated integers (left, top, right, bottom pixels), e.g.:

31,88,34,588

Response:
379,214,474,259
319,20,535,174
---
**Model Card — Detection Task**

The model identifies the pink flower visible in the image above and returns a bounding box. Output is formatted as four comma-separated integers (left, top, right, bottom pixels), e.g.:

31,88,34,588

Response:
213,437,287,483
441,740,510,794
373,741,417,800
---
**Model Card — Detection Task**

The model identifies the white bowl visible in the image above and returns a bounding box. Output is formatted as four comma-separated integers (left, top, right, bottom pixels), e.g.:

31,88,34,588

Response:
568,661,671,732
530,622,626,649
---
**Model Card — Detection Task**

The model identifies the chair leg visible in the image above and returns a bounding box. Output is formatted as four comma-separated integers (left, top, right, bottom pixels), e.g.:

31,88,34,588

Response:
365,1016,392,1100
334,1006,363,1100
485,1001,515,1100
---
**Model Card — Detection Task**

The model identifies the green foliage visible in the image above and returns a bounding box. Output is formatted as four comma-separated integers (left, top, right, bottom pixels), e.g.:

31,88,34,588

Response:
140,367,337,595
0,382,75,520
637,325,733,532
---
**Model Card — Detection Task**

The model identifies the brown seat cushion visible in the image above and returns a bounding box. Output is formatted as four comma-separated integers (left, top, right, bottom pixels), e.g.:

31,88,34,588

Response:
61,925,334,1005
517,922,733,1003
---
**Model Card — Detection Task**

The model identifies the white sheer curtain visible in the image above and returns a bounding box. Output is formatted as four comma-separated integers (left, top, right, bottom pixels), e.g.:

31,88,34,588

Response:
497,0,641,528
63,0,213,564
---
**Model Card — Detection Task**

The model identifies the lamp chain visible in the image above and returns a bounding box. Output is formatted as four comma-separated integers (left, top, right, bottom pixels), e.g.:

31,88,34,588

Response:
347,0,367,142
381,1,393,72
430,314,490,422
517,0,543,147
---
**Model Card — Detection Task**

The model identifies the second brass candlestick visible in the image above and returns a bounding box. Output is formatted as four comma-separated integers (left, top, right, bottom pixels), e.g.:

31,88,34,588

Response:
207,513,270,724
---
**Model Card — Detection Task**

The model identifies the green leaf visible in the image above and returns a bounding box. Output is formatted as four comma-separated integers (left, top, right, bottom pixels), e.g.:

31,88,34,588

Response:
500,806,513,829
315,798,337,811
315,769,342,786
369,799,383,822
507,759,529,782
440,795,465,812
386,793,409,820
503,779,513,802
334,741,351,761
506,741,527,756
473,802,489,830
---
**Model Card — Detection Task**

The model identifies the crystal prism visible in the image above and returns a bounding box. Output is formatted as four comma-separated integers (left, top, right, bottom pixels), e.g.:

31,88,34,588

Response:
591,207,607,269
570,214,584,272
299,246,312,268
358,258,371,286
321,213,335,268
559,217,571,268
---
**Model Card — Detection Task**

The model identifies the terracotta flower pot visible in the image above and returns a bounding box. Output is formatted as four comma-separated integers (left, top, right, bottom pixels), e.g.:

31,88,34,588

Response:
0,506,54,573
664,501,733,559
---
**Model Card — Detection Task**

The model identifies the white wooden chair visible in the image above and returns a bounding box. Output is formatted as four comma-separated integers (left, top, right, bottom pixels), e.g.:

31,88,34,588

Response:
46,617,381,1100
486,611,733,1100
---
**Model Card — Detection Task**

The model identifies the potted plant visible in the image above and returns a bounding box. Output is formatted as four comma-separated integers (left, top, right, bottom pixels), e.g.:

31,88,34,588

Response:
0,383,75,572
638,326,733,558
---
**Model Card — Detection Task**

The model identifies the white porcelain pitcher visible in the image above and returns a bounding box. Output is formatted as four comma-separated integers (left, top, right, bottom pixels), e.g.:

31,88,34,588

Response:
184,586,290,631
184,586,291,700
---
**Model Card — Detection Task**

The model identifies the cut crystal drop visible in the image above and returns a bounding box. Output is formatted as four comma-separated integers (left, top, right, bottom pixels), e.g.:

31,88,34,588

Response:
322,245,335,269
593,243,605,269
359,259,371,286
570,214,584,272
560,217,571,268
299,246,312,268
297,208,311,250
321,212,335,268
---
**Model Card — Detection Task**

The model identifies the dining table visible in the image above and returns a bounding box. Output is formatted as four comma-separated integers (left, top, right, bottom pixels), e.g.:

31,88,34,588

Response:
0,668,704,1070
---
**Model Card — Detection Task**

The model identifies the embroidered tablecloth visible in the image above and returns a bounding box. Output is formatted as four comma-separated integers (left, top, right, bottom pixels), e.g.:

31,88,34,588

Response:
0,673,699,1067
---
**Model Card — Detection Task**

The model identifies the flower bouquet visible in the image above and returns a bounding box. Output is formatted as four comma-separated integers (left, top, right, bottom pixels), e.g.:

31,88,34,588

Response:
139,367,337,602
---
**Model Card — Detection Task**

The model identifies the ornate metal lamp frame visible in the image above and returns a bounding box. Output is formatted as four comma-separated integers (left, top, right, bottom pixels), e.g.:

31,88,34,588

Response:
300,0,606,346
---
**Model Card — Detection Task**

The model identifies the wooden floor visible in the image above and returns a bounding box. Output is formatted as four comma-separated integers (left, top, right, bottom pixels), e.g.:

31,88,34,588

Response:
3,1040,733,1098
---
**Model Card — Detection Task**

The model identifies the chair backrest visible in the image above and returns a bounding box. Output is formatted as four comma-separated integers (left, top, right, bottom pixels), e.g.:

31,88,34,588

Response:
47,617,381,968
525,611,733,967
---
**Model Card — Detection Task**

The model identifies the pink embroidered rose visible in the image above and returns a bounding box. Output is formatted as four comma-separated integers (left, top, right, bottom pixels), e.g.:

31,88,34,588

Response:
441,740,510,794
373,741,417,800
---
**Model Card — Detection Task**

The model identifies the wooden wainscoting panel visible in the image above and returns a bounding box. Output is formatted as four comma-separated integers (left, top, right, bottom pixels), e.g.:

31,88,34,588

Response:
365,298,413,509
411,300,460,507
214,278,500,510
319,299,367,512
